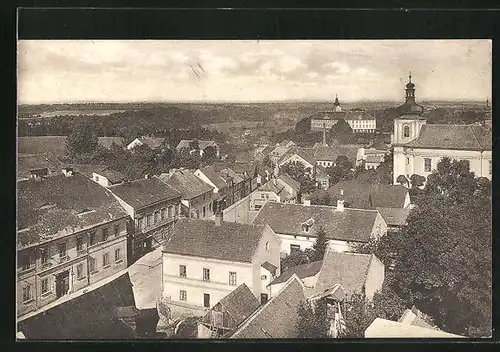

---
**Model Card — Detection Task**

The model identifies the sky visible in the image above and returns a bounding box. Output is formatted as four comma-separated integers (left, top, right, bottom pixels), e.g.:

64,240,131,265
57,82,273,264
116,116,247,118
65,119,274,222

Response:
18,40,491,104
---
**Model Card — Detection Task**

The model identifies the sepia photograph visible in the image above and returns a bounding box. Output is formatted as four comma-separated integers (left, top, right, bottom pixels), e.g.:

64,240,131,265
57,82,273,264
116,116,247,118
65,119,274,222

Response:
16,39,492,340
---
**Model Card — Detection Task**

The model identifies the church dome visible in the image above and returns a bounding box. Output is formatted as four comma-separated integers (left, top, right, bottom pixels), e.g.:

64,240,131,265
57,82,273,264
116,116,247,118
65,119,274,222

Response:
406,81,415,89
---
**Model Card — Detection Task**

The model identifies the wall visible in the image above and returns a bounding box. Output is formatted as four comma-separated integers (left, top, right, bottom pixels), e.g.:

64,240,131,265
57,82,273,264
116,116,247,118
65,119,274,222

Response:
249,190,279,211
279,154,314,170
162,253,254,309
364,255,385,301
92,173,111,188
311,119,338,132
251,225,282,298
222,195,251,224
187,190,216,219
278,233,353,255
370,213,388,241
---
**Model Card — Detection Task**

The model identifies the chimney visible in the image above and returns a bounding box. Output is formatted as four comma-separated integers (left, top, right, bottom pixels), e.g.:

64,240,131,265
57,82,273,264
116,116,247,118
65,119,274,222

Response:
214,211,223,226
337,199,345,211
62,167,74,177
340,188,344,196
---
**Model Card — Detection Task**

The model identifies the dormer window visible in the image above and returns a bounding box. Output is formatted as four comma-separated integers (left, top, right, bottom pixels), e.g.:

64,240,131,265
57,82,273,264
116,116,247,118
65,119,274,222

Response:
403,125,410,138
301,218,315,233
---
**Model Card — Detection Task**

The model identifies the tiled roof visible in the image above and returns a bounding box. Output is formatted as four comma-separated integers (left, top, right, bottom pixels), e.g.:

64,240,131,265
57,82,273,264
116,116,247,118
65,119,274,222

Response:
176,139,217,150
218,284,261,326
404,124,492,150
310,111,376,121
312,251,375,299
139,137,166,149
162,218,268,263
59,163,109,179
109,176,181,210
365,155,384,164
230,275,306,338
98,137,125,149
277,174,300,193
258,180,292,200
375,207,412,227
197,165,228,190
212,162,256,178
327,181,409,209
17,172,128,250
365,318,464,338
18,136,68,156
17,153,62,180
313,146,359,162
269,260,323,286
158,170,213,200
261,261,278,275
258,145,275,157
252,202,379,243
278,147,316,167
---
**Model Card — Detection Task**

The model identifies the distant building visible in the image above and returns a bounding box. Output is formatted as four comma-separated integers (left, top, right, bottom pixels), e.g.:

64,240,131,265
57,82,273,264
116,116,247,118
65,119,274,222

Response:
315,165,330,190
249,174,300,211
176,140,220,157
251,202,387,255
277,148,316,172
194,165,246,209
17,171,129,319
92,168,126,188
391,74,492,184
312,145,360,168
98,137,125,150
158,169,216,220
17,153,61,181
268,141,296,166
310,96,376,133
161,216,281,313
357,146,388,170
127,137,168,151
268,260,323,297
108,176,182,262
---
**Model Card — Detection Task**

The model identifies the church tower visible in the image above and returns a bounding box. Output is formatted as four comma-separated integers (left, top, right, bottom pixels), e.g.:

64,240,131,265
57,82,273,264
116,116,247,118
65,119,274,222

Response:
333,94,342,112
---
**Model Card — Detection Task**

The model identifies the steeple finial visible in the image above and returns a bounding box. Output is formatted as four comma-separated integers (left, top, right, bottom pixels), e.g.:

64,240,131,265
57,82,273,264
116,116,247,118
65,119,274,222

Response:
409,71,412,83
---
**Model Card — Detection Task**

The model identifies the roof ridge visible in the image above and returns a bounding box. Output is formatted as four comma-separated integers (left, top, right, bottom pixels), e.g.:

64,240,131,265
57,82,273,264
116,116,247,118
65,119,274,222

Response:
467,125,483,149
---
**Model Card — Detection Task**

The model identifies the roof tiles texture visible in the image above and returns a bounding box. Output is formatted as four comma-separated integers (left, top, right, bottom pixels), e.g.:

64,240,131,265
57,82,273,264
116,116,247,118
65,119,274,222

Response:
218,284,261,326
404,124,491,150
158,170,213,200
252,202,379,243
270,260,323,286
163,218,267,263
328,181,409,209
176,140,217,150
109,176,181,210
17,172,128,249
375,207,412,227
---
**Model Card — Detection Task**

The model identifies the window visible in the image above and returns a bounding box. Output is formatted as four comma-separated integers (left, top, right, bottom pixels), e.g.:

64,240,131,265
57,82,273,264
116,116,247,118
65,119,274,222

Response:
261,193,265,199
102,253,110,268
261,293,269,305
147,214,153,227
89,257,96,273
40,248,48,266
154,211,159,223
179,265,187,278
203,293,210,308
20,253,32,271
179,290,187,301
102,228,109,241
407,157,410,165
77,263,84,279
95,175,99,181
265,194,269,200
168,206,173,218
290,244,300,253
203,206,206,218
114,223,120,236
161,208,166,220
229,272,237,286
22,285,32,303
403,125,410,138
89,232,96,246
424,158,432,172
203,268,210,282
115,248,122,262
41,278,49,294
489,160,492,175
76,236,84,252
265,241,269,251
58,242,67,259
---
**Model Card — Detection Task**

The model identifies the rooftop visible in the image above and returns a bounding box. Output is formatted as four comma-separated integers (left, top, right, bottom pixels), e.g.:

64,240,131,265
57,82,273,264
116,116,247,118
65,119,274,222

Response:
17,153,61,180
310,111,376,121
327,181,409,209
158,169,213,200
176,139,218,150
312,250,377,299
162,218,268,263
365,318,464,338
375,207,412,227
138,137,166,149
98,137,125,149
252,202,380,243
403,124,491,151
277,173,301,192
95,168,126,184
109,176,181,210
17,172,128,250
278,147,316,167
312,146,359,162
269,260,323,286
258,180,293,200
230,275,306,338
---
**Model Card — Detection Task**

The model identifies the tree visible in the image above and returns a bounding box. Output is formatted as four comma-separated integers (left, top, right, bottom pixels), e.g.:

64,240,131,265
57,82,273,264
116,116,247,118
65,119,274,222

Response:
371,159,492,337
201,146,218,166
296,298,329,338
326,155,354,185
189,139,200,151
409,174,426,189
295,117,312,134
311,226,328,262
396,174,409,187
329,119,354,144
66,121,98,157
280,249,311,273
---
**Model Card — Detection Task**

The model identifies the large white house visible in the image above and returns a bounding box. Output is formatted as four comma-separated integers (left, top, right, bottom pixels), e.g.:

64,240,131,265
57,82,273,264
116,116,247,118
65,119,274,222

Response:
391,74,492,184
161,215,281,313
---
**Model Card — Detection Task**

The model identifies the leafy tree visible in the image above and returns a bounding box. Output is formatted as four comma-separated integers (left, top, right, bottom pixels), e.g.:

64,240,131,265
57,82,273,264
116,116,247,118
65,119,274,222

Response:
311,226,328,262
171,148,201,170
189,139,200,151
295,117,312,134
409,174,426,189
326,155,354,185
296,298,329,338
280,248,313,273
201,146,218,166
396,175,409,187
66,121,98,157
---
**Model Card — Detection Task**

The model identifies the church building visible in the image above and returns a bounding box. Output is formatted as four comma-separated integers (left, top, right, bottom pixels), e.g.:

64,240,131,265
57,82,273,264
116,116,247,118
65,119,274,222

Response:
391,73,492,185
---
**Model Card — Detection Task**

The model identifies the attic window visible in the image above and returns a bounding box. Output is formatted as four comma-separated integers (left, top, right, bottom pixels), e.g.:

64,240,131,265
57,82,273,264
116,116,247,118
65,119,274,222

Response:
301,218,315,233
39,203,56,210
77,209,96,217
